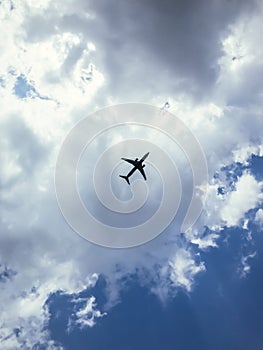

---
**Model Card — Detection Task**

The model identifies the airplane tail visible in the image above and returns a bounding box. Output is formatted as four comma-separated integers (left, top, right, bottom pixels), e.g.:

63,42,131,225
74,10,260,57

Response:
119,175,130,185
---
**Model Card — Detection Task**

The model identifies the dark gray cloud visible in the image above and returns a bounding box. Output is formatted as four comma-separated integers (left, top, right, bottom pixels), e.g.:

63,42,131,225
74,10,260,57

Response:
67,0,259,99
22,0,259,101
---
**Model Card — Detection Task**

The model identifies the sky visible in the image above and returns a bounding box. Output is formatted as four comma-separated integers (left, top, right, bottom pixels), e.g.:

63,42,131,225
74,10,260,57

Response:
0,0,263,349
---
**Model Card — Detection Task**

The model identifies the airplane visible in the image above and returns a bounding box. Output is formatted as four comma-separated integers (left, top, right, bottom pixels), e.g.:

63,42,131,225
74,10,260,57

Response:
119,152,150,185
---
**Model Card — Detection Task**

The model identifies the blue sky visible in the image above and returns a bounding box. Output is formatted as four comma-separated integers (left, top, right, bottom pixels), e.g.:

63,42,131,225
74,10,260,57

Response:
0,1,263,349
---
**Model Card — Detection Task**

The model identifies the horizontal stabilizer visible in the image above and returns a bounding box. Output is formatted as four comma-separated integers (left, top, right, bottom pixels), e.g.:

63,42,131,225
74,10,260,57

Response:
119,175,130,185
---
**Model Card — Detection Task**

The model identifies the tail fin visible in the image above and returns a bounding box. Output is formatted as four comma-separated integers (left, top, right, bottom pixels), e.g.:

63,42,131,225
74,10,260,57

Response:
119,175,130,185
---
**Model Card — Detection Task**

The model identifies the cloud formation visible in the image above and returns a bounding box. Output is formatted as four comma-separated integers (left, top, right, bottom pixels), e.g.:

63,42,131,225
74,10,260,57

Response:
1,0,263,348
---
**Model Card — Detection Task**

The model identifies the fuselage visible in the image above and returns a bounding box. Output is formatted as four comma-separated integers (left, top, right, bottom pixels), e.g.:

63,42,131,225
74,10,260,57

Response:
127,159,145,178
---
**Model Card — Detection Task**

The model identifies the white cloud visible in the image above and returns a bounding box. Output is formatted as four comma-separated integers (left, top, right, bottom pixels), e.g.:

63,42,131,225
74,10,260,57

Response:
238,252,257,278
75,296,107,328
242,218,249,230
255,208,263,227
232,144,263,165
152,247,205,301
220,172,263,227
168,249,205,291
191,232,219,249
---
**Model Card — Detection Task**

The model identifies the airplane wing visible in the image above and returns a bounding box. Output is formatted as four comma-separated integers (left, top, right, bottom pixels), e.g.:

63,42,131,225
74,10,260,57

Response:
140,152,150,162
138,166,147,180
121,158,137,166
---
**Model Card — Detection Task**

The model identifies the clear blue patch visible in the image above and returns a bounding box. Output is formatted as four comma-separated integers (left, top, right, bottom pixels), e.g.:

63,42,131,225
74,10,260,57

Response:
249,155,263,181
13,74,38,99
13,74,50,100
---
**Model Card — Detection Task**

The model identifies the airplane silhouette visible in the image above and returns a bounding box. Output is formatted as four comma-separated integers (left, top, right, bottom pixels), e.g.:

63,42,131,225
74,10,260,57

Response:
119,152,149,185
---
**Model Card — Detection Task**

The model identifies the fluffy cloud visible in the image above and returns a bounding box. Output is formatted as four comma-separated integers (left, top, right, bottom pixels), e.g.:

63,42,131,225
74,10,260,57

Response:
220,172,263,227
1,0,263,348
168,249,205,291
255,208,263,227
75,296,107,328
